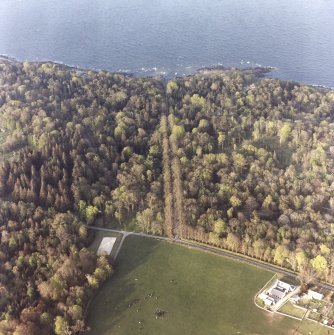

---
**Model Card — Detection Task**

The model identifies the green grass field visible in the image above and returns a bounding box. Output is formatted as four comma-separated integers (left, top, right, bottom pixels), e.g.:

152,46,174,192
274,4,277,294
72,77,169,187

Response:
279,301,306,319
87,236,334,335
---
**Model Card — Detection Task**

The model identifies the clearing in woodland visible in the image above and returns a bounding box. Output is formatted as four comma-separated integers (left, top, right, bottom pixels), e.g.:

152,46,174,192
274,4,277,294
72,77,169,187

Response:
87,236,334,335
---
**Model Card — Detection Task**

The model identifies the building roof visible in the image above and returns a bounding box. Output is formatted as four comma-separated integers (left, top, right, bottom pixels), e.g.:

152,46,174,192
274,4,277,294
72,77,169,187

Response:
259,293,268,300
271,288,285,299
308,290,324,300
264,298,274,306
97,237,116,256
277,280,294,291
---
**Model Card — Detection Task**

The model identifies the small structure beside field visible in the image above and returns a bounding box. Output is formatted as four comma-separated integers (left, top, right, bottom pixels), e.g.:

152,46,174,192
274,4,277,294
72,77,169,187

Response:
258,279,296,306
308,289,324,301
97,237,116,256
256,276,334,330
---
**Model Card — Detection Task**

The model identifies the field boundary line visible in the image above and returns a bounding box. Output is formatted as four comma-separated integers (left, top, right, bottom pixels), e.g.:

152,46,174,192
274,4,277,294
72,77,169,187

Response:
87,226,334,291
293,304,308,312
181,238,296,274
276,310,303,321
253,274,278,314
256,273,278,296
179,238,334,290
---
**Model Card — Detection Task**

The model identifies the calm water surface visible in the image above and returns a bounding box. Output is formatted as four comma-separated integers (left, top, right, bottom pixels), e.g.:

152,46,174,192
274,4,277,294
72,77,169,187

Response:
0,0,333,86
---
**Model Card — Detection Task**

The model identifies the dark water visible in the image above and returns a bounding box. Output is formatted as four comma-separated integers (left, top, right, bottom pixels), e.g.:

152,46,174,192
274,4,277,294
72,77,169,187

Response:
0,0,334,87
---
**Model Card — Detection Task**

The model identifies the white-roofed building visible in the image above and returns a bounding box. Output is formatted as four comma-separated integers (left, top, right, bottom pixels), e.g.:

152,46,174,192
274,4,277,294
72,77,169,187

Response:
259,278,296,306
277,280,295,292
97,237,116,256
264,297,275,306
308,289,324,301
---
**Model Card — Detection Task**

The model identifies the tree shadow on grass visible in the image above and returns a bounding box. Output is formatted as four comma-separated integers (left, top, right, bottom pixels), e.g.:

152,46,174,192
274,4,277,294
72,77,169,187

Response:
87,280,136,334
87,236,161,334
114,235,161,272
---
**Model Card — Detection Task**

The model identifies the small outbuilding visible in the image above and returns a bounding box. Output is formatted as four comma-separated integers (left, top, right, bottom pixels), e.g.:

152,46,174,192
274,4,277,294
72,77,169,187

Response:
97,237,116,256
308,290,324,301
259,293,268,301
264,298,274,306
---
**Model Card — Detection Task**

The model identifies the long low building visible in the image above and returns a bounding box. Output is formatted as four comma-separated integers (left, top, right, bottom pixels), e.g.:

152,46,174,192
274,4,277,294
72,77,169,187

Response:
97,237,117,256
308,289,324,301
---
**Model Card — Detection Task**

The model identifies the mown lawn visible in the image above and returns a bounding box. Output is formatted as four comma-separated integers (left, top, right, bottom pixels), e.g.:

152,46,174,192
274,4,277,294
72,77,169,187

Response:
279,301,306,319
87,236,334,335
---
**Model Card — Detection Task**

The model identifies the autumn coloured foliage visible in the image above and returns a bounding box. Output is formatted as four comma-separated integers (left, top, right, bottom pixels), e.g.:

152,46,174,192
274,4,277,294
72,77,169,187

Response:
1,59,334,333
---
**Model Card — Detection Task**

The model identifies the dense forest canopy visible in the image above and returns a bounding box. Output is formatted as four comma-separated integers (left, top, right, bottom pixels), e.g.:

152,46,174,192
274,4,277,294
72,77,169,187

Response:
0,59,164,334
167,70,334,280
0,58,334,334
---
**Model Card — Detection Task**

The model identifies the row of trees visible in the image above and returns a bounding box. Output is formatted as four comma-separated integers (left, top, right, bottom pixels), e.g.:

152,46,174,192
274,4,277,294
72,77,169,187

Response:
166,69,334,283
160,114,173,237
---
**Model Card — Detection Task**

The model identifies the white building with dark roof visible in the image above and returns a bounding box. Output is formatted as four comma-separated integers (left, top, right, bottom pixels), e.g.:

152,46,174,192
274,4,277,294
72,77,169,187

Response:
259,279,295,306
271,287,286,300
